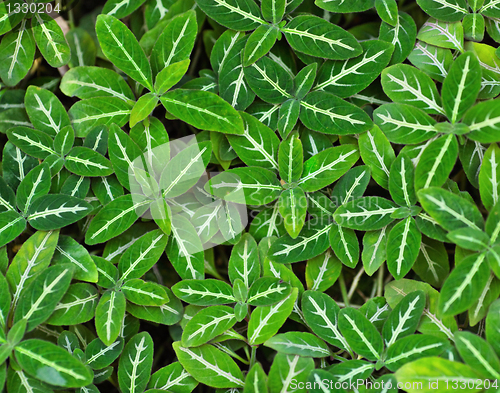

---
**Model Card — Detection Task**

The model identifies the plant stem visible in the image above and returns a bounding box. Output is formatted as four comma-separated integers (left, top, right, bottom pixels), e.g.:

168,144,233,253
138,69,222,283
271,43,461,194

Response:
250,345,257,368
348,267,364,300
377,264,384,298
339,272,349,307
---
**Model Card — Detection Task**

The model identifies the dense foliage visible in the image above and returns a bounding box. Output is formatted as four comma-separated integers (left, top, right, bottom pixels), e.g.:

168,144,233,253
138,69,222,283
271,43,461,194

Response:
1,0,500,391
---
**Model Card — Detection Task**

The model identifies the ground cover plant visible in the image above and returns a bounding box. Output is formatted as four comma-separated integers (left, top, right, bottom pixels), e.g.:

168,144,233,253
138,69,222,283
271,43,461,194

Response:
1,0,500,391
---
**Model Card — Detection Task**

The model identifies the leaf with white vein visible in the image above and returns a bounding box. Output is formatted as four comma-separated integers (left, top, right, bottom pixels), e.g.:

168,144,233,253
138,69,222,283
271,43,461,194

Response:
0,19,35,87
96,14,153,90
379,11,417,65
267,221,332,263
408,41,453,83
314,40,394,97
463,99,500,143
195,0,265,31
228,233,260,288
14,264,74,331
359,125,395,189
247,277,292,306
334,196,397,231
339,307,383,361
25,86,70,137
27,194,93,231
7,126,56,159
148,361,199,393
264,332,330,358
479,143,500,211
268,353,314,393
247,288,298,345
16,163,51,215
172,279,236,306
417,18,464,52
173,342,244,388
31,13,70,68
118,332,154,393
60,66,135,103
299,91,373,135
182,305,237,347
103,0,148,19
47,283,99,325
442,52,481,123
0,210,26,249
227,112,279,171
85,337,124,370
65,147,114,177
282,15,362,60
416,0,468,22
95,289,126,346
14,339,93,388
122,279,169,306
381,64,444,115
454,331,500,380
382,290,425,348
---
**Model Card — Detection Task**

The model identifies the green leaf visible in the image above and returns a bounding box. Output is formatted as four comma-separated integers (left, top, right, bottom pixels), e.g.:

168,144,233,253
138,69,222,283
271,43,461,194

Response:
299,145,359,192
300,91,373,135
278,132,302,183
0,20,35,87
227,112,279,172
228,233,260,288
264,332,330,358
25,86,70,137
244,56,294,104
438,252,490,316
14,339,93,388
95,289,126,346
359,126,395,189
243,25,279,66
279,188,307,239
96,14,153,90
69,97,132,138
161,89,244,134
413,236,449,288
385,334,450,372
65,147,114,177
174,342,244,388
442,52,481,123
362,227,388,276
154,59,190,95
315,0,374,12
7,126,56,159
301,291,351,352
247,288,298,345
446,227,490,251
376,0,398,25
389,153,416,207
27,194,92,231
394,357,481,392
60,66,135,103
206,167,281,206
182,305,237,347
54,125,75,157
261,0,285,23
172,279,236,305
417,187,484,232
268,353,314,393
381,64,444,115
479,143,500,211
85,337,124,370
118,332,154,393
118,229,168,281
122,279,169,306
127,296,183,326
16,164,51,215
67,27,96,67
455,331,500,379
408,42,453,83
267,222,332,263
130,93,159,128
244,363,267,393
463,99,500,143
151,11,197,75
31,13,70,68
14,264,74,331
379,12,417,65
334,196,397,231
374,103,438,145
481,0,500,17
339,307,383,361
417,18,464,52
247,277,291,306
382,290,425,347
148,361,198,392
314,40,394,98
47,283,99,325
194,0,264,31
329,224,359,268
416,0,468,22
166,215,205,280
103,0,148,18
282,15,362,60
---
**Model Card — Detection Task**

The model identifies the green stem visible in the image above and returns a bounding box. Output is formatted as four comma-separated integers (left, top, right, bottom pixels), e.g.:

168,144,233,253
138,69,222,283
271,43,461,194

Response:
339,272,349,307
377,265,384,298
250,345,257,368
